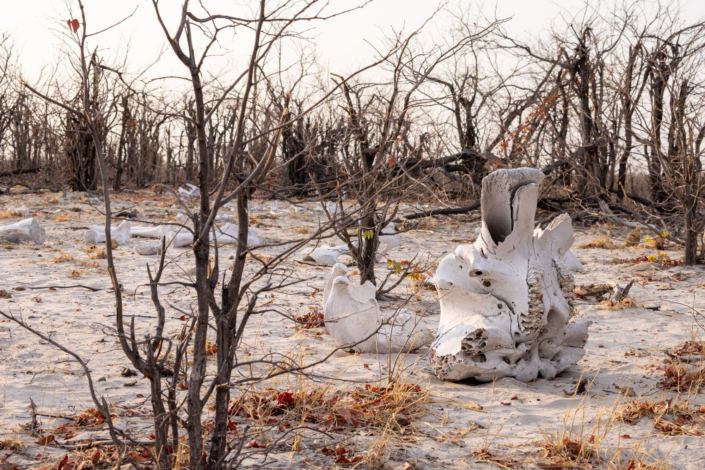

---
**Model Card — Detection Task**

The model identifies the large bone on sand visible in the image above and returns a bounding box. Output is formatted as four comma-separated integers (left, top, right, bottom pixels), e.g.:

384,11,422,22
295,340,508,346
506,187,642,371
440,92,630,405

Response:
0,218,46,245
430,168,588,383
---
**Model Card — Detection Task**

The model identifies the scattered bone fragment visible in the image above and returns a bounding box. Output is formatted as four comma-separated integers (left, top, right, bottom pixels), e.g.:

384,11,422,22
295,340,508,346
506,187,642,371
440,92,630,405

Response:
302,244,350,266
130,224,177,239
322,264,434,353
302,223,401,266
84,221,132,246
213,223,266,247
0,218,46,245
135,239,164,256
431,168,589,382
135,223,266,254
6,205,29,217
378,223,401,257
178,183,200,198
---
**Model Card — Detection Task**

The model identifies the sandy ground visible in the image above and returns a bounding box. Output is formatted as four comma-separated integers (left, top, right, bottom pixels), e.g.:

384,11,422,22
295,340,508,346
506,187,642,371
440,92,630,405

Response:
0,188,704,469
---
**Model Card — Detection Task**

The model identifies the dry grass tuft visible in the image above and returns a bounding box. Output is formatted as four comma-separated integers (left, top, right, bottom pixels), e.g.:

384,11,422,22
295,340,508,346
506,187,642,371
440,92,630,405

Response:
599,297,640,310
53,251,75,263
78,260,101,268
293,307,324,329
578,234,615,250
227,380,430,435
83,245,108,259
55,213,72,222
658,363,705,393
617,397,705,437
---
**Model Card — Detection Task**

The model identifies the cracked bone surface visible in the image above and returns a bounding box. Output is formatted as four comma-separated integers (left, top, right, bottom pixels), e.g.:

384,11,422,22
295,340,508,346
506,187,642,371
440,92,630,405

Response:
84,221,133,246
0,218,46,245
431,168,588,382
322,264,434,353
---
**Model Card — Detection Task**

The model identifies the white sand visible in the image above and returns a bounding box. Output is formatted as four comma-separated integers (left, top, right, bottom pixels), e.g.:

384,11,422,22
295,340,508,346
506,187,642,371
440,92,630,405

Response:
1,189,704,469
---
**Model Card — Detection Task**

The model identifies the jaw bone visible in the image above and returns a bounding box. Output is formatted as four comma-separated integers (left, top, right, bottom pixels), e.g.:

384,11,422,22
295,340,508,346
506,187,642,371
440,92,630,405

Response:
85,221,132,246
431,168,589,382
0,218,46,245
322,264,434,353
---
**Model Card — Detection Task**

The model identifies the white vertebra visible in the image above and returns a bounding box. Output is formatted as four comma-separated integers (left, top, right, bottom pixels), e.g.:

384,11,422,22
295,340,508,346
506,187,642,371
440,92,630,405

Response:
322,264,434,353
431,168,588,382
0,218,46,245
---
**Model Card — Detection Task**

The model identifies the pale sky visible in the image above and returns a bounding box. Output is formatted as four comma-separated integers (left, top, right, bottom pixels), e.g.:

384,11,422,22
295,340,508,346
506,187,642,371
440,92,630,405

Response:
4,0,705,88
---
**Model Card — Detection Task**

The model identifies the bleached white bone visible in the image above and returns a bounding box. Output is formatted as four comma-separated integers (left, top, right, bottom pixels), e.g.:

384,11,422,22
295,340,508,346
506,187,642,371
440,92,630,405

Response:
302,244,349,266
314,201,340,214
85,221,132,246
213,223,267,247
145,224,266,251
178,184,200,198
323,265,434,353
302,223,401,266
268,201,289,215
135,239,164,256
431,168,588,383
130,225,177,238
0,218,46,245
167,231,194,248
6,205,29,217
378,222,401,257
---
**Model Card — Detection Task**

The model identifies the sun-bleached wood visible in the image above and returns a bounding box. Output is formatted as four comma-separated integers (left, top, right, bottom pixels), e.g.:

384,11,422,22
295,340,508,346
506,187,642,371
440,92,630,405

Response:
322,264,434,353
0,218,46,245
431,168,588,382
